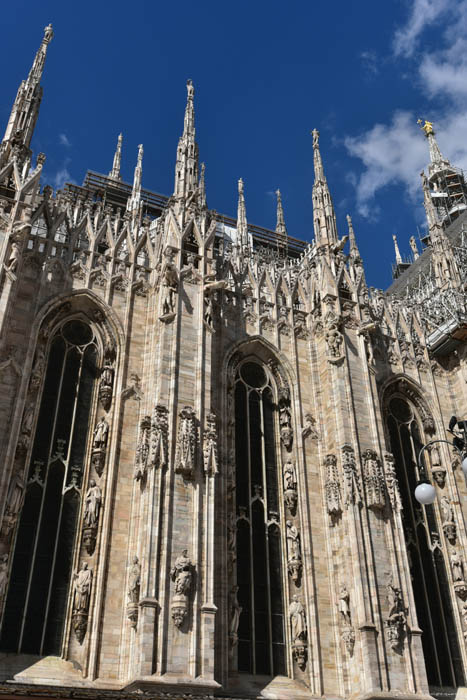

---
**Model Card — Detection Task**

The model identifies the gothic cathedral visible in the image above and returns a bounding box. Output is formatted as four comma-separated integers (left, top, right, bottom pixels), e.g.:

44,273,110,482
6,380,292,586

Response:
0,25,467,700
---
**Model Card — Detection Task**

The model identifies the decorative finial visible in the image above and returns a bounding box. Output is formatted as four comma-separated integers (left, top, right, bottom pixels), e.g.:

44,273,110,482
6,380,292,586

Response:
137,144,143,164
417,119,434,136
275,189,287,241
187,79,194,98
238,177,244,194
311,128,319,148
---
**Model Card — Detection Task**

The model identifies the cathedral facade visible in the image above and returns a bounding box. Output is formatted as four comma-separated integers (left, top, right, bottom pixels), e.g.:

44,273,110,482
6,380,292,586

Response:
0,25,467,700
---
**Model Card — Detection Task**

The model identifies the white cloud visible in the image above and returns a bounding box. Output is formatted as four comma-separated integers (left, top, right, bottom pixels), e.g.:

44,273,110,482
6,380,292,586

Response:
59,133,71,147
53,162,74,190
392,0,450,57
345,1,467,219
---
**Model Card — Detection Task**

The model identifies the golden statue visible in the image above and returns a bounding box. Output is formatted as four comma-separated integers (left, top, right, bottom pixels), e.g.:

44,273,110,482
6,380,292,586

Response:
417,119,434,135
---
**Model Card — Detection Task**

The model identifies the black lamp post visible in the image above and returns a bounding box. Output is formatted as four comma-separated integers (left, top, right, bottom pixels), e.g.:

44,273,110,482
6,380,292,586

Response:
414,416,467,506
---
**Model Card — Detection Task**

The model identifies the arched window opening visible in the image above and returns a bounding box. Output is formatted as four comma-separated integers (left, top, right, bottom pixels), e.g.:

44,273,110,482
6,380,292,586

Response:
386,394,464,688
234,360,285,676
0,319,99,656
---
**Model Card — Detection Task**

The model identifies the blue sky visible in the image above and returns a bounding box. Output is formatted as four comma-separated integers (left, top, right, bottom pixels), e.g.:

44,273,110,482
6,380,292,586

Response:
1,0,467,289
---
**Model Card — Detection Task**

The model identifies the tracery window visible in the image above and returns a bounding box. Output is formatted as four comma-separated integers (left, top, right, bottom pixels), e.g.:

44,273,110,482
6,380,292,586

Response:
0,319,98,656
386,394,464,687
234,361,285,676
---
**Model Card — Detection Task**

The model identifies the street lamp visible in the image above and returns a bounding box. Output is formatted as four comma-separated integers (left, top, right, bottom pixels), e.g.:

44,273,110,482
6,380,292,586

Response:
413,416,467,505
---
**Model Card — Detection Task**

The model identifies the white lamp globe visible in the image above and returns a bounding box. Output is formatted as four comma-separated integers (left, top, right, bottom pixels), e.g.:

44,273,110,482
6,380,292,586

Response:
414,482,436,505
462,456,467,479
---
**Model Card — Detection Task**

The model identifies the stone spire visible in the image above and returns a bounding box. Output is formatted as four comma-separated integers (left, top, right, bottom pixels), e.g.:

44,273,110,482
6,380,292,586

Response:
109,133,123,181
418,120,450,176
421,170,439,231
237,178,249,251
275,189,288,253
311,129,338,245
127,144,143,213
174,79,199,199
1,24,54,166
392,234,403,265
199,162,206,209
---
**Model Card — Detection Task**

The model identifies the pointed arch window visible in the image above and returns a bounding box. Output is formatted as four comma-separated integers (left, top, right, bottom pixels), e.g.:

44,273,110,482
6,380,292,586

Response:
234,361,285,676
1,319,98,656
386,394,464,687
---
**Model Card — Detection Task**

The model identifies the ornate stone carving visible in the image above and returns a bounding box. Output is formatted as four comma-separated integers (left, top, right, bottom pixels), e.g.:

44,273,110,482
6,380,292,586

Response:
203,412,218,476
286,520,302,583
134,415,151,481
341,444,362,508
451,550,467,599
174,407,197,480
3,470,25,535
170,550,193,629
278,387,293,450
227,512,237,574
362,448,386,511
151,404,168,470
441,496,456,544
385,579,406,651
99,361,114,411
29,347,45,391
283,461,297,513
341,625,355,655
91,416,109,477
0,554,9,599
302,413,319,440
229,585,242,652
429,445,446,487
82,479,102,555
72,563,93,643
290,595,307,669
127,556,141,628
324,454,342,520
383,452,402,513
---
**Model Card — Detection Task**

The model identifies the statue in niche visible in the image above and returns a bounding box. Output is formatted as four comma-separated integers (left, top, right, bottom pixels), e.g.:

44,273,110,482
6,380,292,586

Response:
302,413,319,440
283,461,298,512
286,520,301,560
93,417,109,449
338,585,351,625
171,550,193,596
383,453,402,512
161,259,178,316
84,479,102,528
441,496,456,544
99,361,114,411
385,578,406,651
7,241,20,273
451,550,464,582
128,556,141,604
73,562,92,612
325,321,344,362
30,347,45,390
290,595,307,669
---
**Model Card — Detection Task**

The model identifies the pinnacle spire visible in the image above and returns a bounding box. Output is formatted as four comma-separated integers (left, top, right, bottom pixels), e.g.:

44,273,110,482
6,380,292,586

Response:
199,162,206,209
418,119,450,173
127,144,143,213
275,189,287,237
237,178,249,250
174,79,199,199
346,213,361,260
1,24,54,165
109,133,123,180
311,129,338,245
392,234,402,265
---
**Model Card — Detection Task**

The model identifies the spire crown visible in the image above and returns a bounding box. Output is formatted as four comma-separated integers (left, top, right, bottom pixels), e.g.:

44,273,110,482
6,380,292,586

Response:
237,177,248,250
393,234,402,265
109,133,123,180
275,189,287,237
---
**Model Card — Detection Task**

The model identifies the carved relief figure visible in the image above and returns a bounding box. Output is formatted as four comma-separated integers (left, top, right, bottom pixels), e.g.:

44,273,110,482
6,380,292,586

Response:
0,555,9,598
325,321,344,362
99,361,114,411
302,413,319,440
3,471,25,534
151,404,168,470
385,578,406,651
170,550,194,629
203,412,218,476
134,416,151,481
7,241,21,273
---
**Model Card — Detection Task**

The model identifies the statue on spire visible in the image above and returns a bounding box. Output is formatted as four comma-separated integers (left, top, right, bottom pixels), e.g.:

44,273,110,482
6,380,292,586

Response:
417,119,434,136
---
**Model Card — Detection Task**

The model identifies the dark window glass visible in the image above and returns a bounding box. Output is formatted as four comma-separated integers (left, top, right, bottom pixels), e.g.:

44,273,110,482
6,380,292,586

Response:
1,320,98,655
